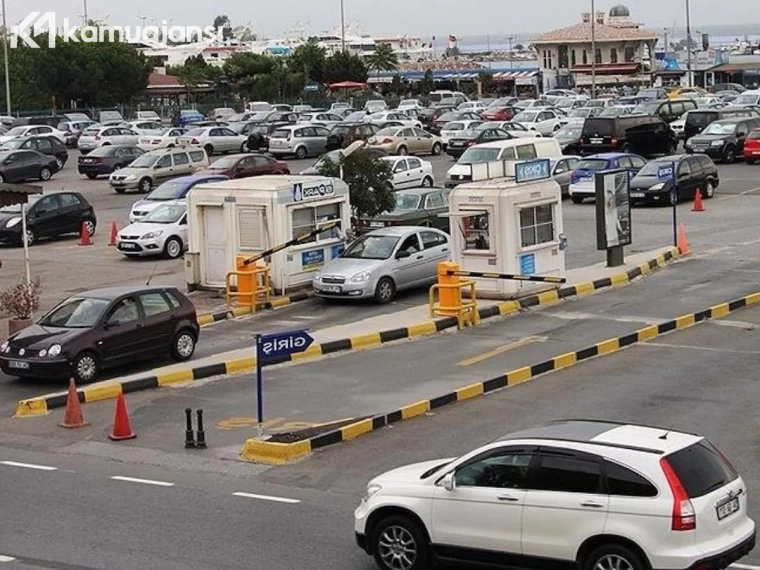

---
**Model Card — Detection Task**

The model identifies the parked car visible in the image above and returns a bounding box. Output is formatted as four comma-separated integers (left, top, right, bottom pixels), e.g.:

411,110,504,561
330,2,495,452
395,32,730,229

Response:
380,156,435,189
670,115,687,140
0,191,95,246
733,90,760,107
246,101,273,112
364,188,451,232
312,226,450,303
430,111,481,135
630,154,719,205
549,155,581,196
298,112,345,128
568,152,648,203
244,122,289,152
177,126,247,156
118,200,189,259
599,105,636,117
685,117,760,163
480,106,517,121
0,150,58,182
366,126,443,156
446,127,513,159
553,124,584,154
210,107,236,121
364,100,389,114
397,99,425,111
99,110,124,124
559,107,603,126
439,120,484,148
0,286,199,383
0,124,66,145
633,98,698,123
580,116,678,157
326,122,380,151
10,115,65,128
77,125,139,154
354,419,755,570
479,121,541,138
134,110,162,122
78,146,145,179
513,109,563,135
1,135,68,170
137,127,188,151
553,98,587,113
171,109,205,127
366,111,422,128
57,120,96,148
198,153,289,179
744,129,760,164
267,124,331,159
109,147,208,193
299,147,388,176
712,82,747,94
683,107,759,141
124,120,165,136
129,174,228,222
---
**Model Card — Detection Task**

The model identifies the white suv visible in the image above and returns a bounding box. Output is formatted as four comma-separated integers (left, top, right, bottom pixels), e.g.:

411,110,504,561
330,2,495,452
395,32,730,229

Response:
355,420,755,570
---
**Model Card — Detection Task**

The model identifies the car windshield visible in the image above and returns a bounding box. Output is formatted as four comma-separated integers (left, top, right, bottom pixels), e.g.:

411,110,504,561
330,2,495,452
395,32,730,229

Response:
148,181,186,201
1,139,23,148
143,203,186,223
577,158,610,171
342,234,400,260
735,94,759,105
570,109,591,117
457,129,480,139
394,193,422,211
555,125,582,138
270,129,290,139
375,128,399,137
5,127,28,136
331,125,351,135
703,122,737,135
637,161,669,176
457,147,500,164
634,102,661,115
344,111,366,122
129,154,159,168
514,111,539,122
437,113,459,122
39,297,110,328
209,156,241,169
443,122,465,131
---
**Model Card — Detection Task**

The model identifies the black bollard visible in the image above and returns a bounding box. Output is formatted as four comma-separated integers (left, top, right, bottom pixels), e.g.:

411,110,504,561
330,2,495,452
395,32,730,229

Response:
184,408,196,448
196,409,207,449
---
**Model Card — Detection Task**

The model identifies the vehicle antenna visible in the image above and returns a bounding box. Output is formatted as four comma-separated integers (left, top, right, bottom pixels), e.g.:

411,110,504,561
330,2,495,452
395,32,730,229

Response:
146,263,159,286
659,426,674,440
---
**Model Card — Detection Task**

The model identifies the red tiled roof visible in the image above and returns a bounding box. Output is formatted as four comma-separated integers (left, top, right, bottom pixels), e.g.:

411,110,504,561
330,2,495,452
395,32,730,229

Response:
148,72,181,87
534,22,659,44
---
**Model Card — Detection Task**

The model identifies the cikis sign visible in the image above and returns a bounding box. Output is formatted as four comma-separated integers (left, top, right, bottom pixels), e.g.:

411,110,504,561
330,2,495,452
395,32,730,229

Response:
10,12,226,49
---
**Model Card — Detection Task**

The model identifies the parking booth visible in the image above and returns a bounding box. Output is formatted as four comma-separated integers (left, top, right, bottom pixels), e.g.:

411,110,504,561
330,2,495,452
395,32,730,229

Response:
185,175,351,293
446,159,566,299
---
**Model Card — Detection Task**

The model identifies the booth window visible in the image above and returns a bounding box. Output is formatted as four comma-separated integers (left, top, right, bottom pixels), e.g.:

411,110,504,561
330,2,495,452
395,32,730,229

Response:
520,205,555,248
461,212,491,252
291,203,342,243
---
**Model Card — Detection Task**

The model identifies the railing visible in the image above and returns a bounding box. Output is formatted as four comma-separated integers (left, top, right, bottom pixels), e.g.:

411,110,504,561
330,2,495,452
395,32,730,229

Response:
225,257,272,311
429,278,480,329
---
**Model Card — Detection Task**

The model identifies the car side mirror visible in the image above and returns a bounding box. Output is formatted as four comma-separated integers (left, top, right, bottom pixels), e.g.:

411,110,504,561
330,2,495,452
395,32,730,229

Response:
396,249,411,259
104,319,120,329
439,472,456,492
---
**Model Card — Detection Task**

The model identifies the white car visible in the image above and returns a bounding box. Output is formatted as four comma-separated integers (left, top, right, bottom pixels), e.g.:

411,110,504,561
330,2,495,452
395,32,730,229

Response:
513,109,562,136
135,110,162,122
380,156,435,189
298,112,344,127
670,114,688,139
177,126,247,155
355,420,755,570
365,100,389,114
77,125,139,154
457,101,489,113
397,99,425,111
137,128,188,150
479,121,543,138
559,107,602,126
585,98,618,109
439,120,483,146
0,125,66,145
124,120,165,136
116,200,188,259
367,112,422,128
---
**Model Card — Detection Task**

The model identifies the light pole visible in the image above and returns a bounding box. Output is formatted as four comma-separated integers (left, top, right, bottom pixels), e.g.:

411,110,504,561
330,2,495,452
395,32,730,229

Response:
1,0,10,115
83,0,88,25
591,0,597,98
685,0,693,87
507,35,515,95
340,0,346,53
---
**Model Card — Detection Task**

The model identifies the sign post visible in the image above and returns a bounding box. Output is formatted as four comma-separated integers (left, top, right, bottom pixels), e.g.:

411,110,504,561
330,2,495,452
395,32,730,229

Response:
254,329,315,437
595,170,632,267
657,162,677,248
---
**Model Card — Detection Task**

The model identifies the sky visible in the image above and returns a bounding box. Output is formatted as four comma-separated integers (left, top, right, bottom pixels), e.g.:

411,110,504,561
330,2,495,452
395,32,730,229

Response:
14,0,760,38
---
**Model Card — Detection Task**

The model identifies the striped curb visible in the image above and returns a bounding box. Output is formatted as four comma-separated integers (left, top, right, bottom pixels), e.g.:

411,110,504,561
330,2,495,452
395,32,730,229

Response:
240,290,760,465
14,248,679,419
195,292,312,327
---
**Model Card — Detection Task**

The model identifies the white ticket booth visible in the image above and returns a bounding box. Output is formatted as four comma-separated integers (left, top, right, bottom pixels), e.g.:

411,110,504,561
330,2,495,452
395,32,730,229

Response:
185,175,351,292
448,159,566,299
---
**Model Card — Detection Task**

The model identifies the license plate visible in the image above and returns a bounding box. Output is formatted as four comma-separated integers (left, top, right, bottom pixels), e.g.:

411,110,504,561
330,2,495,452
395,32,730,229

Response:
320,285,341,293
8,360,29,369
451,141,464,147
83,158,94,163
591,138,603,144
118,242,137,250
717,496,740,520
369,222,384,228
694,148,705,153
631,192,644,198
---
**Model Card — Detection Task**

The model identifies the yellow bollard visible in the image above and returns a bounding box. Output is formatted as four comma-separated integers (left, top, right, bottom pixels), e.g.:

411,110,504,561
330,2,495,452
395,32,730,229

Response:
437,261,462,316
236,255,254,307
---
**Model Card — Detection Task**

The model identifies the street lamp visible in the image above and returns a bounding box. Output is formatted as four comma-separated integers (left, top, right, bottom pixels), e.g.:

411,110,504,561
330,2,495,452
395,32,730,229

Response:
340,0,346,53
685,0,693,87
1,0,10,115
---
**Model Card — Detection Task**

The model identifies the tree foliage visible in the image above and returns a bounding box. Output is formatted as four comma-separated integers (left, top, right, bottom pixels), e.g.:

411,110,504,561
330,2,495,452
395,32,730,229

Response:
323,51,369,84
288,38,327,83
167,54,222,89
367,43,398,73
213,15,234,41
420,69,435,95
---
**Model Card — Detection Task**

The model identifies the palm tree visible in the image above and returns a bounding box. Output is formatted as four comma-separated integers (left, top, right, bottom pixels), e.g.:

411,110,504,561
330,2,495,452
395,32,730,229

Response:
367,43,399,73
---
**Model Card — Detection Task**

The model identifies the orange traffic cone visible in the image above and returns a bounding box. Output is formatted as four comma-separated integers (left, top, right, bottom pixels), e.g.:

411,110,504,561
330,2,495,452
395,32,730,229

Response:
78,221,92,246
692,189,705,212
59,379,89,429
108,222,118,246
677,222,691,255
108,393,136,441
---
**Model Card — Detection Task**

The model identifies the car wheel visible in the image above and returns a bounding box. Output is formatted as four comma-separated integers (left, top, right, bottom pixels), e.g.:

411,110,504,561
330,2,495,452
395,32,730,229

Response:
85,173,98,180
570,195,584,204
667,141,678,154
163,236,183,259
83,219,96,237
240,142,247,152
748,158,756,165
371,516,429,570
553,124,561,131
723,146,737,164
72,351,100,384
421,176,433,187
582,544,647,570
431,142,442,155
21,227,35,246
703,180,715,199
204,144,214,156
55,157,64,170
170,329,196,362
138,178,152,193
39,167,52,181
397,145,408,156
295,146,307,159
374,277,396,304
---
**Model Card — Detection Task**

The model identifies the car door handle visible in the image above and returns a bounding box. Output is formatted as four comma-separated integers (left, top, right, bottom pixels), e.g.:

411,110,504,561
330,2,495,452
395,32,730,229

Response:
416,254,423,259
441,248,449,252
497,495,520,502
581,501,605,508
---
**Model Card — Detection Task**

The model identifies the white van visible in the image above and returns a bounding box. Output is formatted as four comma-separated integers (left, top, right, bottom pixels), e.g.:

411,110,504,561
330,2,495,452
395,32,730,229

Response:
430,90,469,104
734,90,760,107
246,101,273,112
445,137,562,188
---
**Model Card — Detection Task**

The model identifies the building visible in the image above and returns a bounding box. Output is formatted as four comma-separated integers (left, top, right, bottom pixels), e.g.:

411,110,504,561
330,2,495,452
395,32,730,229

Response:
533,4,659,91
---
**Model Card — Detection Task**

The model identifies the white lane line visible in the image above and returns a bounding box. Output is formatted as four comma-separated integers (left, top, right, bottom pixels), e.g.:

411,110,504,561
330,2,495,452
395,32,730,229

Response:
0,460,57,471
641,342,760,355
232,492,301,504
730,564,760,569
110,476,175,487
0,555,16,562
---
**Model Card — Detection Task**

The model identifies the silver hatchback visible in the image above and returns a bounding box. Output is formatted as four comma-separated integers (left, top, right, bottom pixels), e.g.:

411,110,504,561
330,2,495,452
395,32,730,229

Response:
268,125,331,159
313,226,450,303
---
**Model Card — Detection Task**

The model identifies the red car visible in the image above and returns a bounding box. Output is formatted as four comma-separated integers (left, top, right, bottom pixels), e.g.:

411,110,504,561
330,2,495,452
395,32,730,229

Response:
481,106,516,121
199,153,290,178
744,129,760,165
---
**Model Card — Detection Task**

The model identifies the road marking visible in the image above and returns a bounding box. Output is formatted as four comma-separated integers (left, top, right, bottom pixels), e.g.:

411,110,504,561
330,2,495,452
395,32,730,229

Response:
544,311,669,325
0,555,15,562
232,492,301,504
730,564,760,570
457,336,546,367
712,319,757,329
0,460,57,471
716,186,760,201
642,342,760,355
110,476,175,487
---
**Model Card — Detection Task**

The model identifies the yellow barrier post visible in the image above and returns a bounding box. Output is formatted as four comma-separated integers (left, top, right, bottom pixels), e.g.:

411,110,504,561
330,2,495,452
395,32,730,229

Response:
236,255,254,308
437,261,461,316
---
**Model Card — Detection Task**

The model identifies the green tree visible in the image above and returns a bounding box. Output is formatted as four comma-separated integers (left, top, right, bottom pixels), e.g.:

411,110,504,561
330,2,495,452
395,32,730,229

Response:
420,69,435,95
288,38,327,83
213,14,234,41
367,43,398,73
222,52,275,98
168,54,222,90
323,51,368,84
390,74,403,96
514,43,525,52
478,71,494,94
316,151,395,225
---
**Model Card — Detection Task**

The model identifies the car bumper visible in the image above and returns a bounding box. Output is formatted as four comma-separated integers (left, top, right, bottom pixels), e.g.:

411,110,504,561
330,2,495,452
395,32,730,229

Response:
312,280,373,299
78,164,113,176
109,180,140,190
652,529,756,570
355,533,369,554
685,147,723,158
116,237,164,256
744,149,760,158
0,227,22,242
446,146,467,157
0,356,71,379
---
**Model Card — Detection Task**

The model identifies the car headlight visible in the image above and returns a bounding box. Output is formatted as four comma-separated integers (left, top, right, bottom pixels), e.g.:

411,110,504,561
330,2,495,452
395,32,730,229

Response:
6,217,21,228
711,140,724,146
48,344,61,357
141,230,163,239
1,341,8,353
125,174,137,181
684,140,692,147
363,483,382,503
649,183,665,191
313,271,321,280
350,271,372,283
38,349,47,357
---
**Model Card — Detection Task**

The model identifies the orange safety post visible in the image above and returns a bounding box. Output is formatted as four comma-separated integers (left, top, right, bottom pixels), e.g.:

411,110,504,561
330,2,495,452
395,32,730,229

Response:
235,255,254,306
437,261,461,316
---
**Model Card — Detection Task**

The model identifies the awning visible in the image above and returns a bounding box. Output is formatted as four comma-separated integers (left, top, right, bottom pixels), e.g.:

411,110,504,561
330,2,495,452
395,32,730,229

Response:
494,70,539,80
0,183,42,208
570,63,639,73
708,62,760,73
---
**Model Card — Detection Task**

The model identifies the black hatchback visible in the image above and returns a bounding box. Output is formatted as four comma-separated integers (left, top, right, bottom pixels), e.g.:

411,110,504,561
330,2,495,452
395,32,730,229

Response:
0,150,58,183
447,127,513,158
1,136,69,170
629,154,719,206
0,286,199,383
0,191,96,246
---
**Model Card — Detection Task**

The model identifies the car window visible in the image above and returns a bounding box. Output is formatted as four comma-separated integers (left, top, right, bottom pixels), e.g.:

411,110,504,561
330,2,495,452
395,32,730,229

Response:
164,290,182,309
114,148,129,157
665,440,738,498
221,128,237,136
102,128,117,137
553,160,568,174
531,454,602,494
209,128,223,136
392,159,408,173
156,155,172,168
566,157,581,169
604,460,658,497
736,122,749,137
686,157,703,176
677,160,692,178
414,128,428,137
120,128,135,136
669,102,685,116
314,127,330,137
455,451,532,489
58,193,81,208
407,157,422,168
139,292,172,317
107,297,140,324
617,156,633,168
398,233,421,253
424,193,446,209
172,152,189,166
34,194,59,213
189,150,205,162
630,156,646,169
36,138,53,150
516,144,537,160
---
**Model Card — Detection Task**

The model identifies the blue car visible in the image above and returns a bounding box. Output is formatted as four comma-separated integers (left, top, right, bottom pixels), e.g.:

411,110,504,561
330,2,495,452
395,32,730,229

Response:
129,174,228,222
172,109,205,127
568,152,648,204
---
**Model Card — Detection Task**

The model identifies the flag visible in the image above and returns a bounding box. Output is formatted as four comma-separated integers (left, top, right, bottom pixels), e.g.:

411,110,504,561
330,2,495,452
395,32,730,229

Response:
448,34,457,43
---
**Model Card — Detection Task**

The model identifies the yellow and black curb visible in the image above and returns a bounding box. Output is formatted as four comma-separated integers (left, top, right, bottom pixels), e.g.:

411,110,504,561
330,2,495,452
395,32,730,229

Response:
240,290,760,465
13,248,679,419
195,292,312,327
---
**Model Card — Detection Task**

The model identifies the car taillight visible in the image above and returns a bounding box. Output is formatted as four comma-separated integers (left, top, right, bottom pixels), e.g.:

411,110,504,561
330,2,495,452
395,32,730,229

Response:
467,140,477,146
611,137,618,145
660,457,696,531
382,138,393,144
191,138,200,144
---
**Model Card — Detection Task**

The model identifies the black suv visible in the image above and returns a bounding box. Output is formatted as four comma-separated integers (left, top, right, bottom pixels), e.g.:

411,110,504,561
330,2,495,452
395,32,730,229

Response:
580,116,677,157
629,154,719,206
683,107,759,140
1,135,68,170
0,191,96,246
633,98,698,123
685,117,760,163
326,122,380,151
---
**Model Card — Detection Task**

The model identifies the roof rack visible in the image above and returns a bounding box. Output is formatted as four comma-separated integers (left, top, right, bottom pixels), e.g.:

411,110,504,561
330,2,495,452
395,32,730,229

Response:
506,435,664,455
549,418,700,437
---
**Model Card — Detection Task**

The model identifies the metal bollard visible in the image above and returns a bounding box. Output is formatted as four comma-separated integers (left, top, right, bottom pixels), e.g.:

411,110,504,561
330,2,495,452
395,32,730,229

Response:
184,408,196,448
196,409,207,449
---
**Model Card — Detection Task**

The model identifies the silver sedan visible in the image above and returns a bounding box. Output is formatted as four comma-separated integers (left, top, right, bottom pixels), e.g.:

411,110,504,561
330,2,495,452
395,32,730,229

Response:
312,226,451,303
